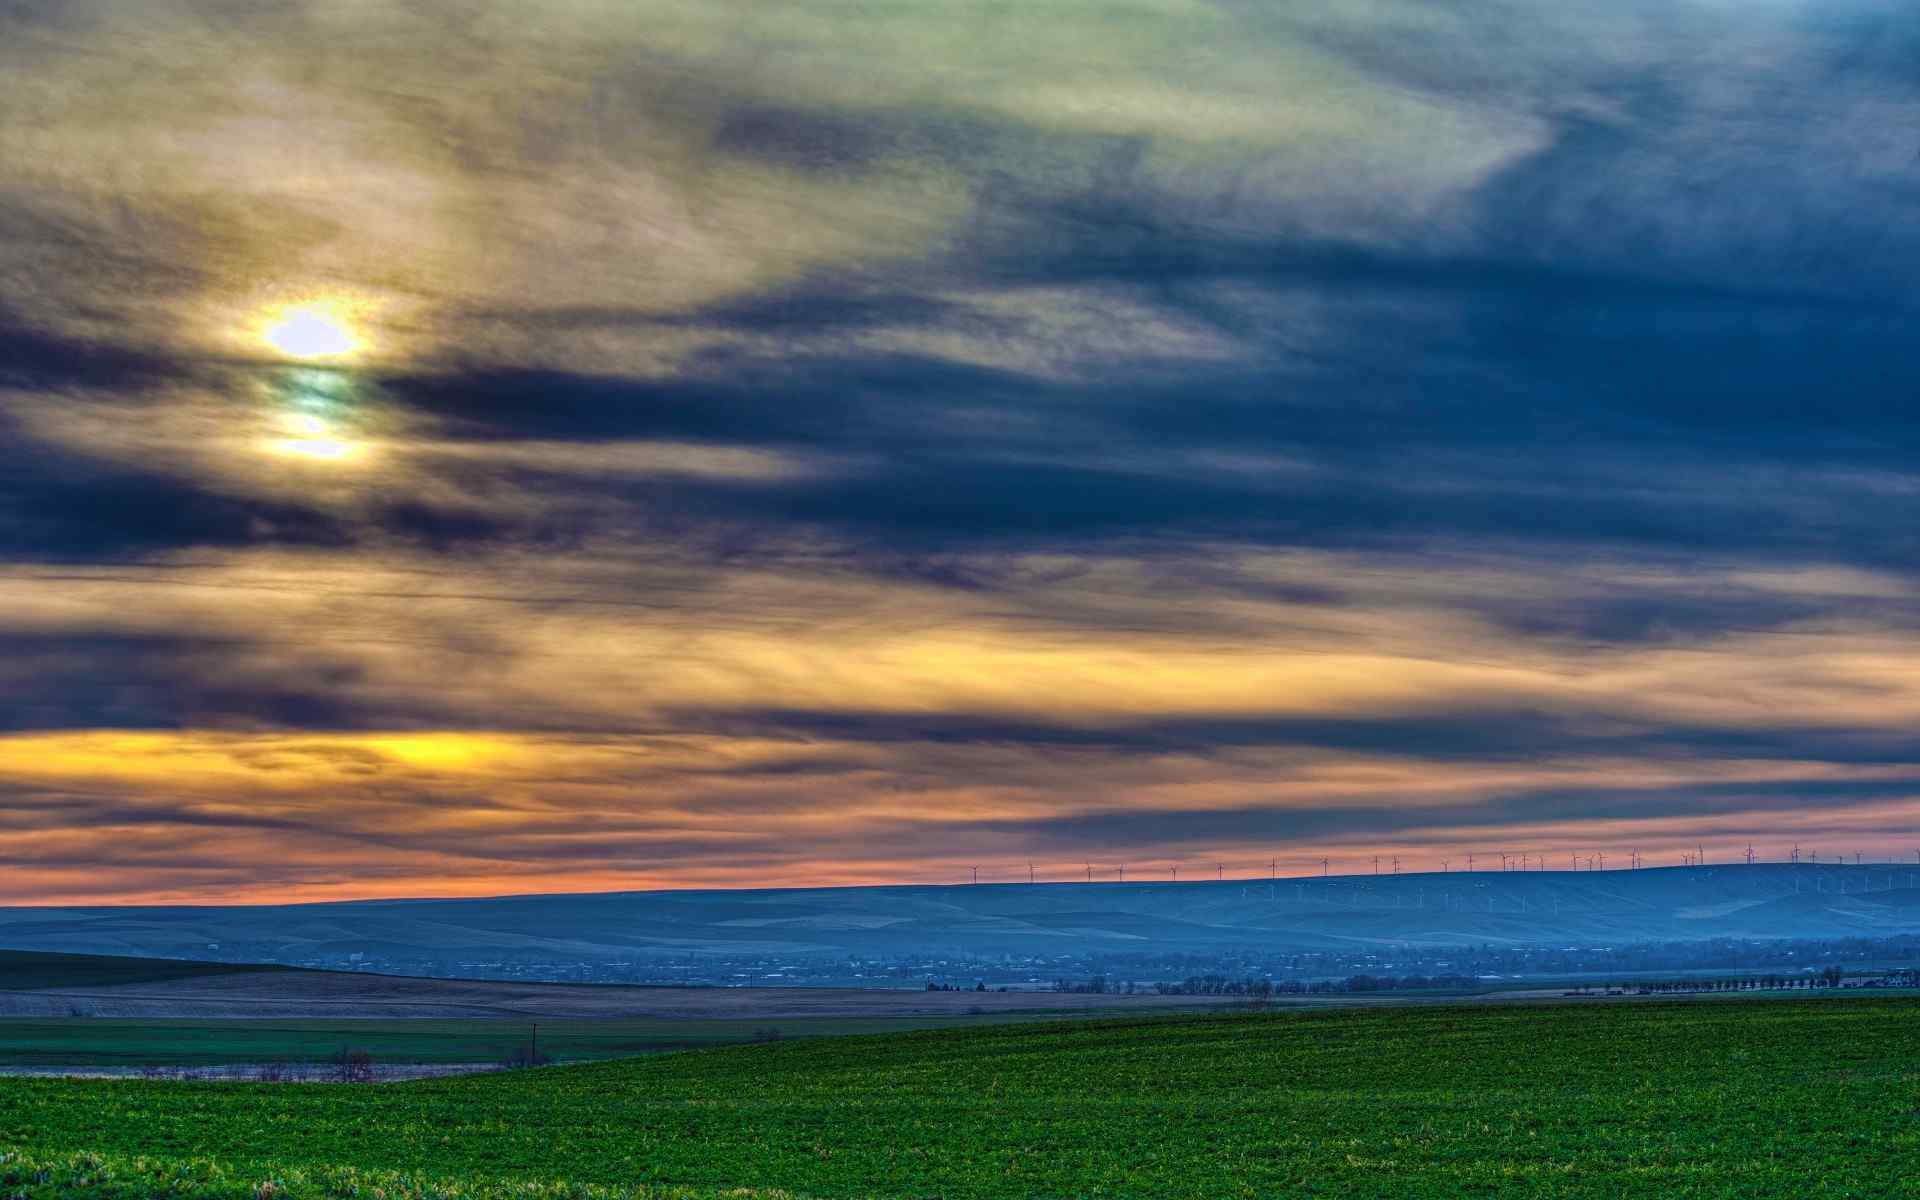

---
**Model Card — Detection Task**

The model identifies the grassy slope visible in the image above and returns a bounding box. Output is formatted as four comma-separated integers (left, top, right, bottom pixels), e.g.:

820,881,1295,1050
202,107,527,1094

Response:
4,998,1919,1198
0,950,289,991
0,998,1912,1198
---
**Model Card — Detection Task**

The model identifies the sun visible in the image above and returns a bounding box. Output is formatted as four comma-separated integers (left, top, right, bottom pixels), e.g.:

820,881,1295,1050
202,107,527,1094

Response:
262,302,360,361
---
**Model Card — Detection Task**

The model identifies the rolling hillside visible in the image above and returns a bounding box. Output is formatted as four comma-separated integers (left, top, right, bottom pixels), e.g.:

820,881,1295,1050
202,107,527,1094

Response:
5,864,1919,970
0,950,295,991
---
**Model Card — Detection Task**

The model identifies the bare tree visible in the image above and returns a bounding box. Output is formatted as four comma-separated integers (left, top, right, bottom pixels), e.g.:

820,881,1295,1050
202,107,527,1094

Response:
331,1047,376,1083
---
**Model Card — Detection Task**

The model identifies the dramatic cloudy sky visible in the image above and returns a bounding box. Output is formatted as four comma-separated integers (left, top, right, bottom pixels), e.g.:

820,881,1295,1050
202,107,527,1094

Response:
4,0,1920,903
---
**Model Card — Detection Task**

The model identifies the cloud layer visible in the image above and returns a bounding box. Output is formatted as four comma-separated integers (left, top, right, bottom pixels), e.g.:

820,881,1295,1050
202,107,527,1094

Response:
5,0,1920,901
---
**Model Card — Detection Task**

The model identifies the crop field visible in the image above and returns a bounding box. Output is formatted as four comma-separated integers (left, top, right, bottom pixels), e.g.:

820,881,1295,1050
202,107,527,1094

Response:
3,997,1917,1199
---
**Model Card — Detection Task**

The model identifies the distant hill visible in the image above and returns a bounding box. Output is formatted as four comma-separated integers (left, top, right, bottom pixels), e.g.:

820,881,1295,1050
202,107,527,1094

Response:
0,948,295,990
4,865,1918,969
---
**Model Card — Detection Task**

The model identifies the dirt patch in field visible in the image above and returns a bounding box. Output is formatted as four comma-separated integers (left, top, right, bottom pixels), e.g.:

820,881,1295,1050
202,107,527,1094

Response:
0,1062,504,1082
2,971,1250,1020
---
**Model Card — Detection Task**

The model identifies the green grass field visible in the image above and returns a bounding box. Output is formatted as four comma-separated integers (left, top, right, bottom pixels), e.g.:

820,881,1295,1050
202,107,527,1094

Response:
4,996,1918,1198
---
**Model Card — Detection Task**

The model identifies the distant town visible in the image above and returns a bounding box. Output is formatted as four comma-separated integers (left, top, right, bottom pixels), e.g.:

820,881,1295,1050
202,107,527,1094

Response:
249,931,1920,993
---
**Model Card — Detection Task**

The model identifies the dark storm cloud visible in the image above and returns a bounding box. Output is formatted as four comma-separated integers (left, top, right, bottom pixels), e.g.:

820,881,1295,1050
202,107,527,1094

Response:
0,629,373,731
373,353,1032,447
683,706,1920,768
709,106,890,174
0,430,352,558
975,775,1920,852
1471,590,1848,647
0,312,179,390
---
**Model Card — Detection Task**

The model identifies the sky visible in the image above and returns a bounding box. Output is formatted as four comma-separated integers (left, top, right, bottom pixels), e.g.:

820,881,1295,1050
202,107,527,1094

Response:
4,0,1920,904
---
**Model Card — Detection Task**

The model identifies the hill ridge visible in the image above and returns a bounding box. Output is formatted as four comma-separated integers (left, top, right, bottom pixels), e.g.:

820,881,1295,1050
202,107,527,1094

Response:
6,865,1920,972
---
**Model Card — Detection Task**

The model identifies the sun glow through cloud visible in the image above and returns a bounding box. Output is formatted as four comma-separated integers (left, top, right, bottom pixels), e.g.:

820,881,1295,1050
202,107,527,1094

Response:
263,405,364,462
269,435,357,461
270,412,356,456
261,302,361,361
